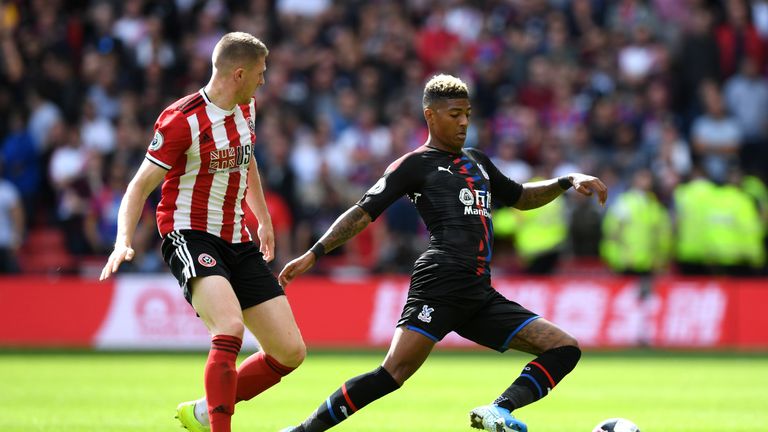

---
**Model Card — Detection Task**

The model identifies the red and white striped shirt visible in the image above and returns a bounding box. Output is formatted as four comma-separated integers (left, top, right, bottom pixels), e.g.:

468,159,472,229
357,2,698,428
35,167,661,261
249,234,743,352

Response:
145,89,257,243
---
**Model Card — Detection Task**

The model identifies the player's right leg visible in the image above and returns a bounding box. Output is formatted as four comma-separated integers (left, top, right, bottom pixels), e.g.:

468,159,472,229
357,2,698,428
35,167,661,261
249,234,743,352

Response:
282,326,435,432
191,275,246,432
458,292,579,432
162,231,243,432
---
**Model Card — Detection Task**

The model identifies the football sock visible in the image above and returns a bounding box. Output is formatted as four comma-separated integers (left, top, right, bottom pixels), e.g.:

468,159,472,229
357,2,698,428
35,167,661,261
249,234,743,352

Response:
298,366,400,432
205,334,242,432
495,345,581,411
236,351,296,402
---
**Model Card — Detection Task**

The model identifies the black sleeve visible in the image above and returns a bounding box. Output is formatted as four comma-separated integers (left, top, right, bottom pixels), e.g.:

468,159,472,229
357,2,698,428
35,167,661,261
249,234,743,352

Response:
467,148,523,207
356,153,424,221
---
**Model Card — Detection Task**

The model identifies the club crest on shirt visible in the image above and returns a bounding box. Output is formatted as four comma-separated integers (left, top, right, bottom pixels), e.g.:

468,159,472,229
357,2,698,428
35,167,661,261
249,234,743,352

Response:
198,253,217,267
149,130,164,151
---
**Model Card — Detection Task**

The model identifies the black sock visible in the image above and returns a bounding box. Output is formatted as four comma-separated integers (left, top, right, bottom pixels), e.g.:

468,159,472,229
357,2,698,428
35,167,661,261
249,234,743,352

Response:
495,345,581,411
299,366,400,431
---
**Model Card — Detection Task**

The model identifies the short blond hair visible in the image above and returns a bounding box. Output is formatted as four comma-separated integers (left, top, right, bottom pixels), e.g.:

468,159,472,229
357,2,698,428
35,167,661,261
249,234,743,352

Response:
212,32,269,70
422,74,469,108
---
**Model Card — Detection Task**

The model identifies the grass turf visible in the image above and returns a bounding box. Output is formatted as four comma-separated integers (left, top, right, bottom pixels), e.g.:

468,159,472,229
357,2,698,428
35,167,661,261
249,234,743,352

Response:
0,350,766,431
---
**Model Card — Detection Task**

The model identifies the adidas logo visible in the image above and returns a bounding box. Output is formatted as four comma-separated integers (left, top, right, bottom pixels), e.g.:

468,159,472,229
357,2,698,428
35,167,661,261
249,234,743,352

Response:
211,405,229,414
201,132,212,143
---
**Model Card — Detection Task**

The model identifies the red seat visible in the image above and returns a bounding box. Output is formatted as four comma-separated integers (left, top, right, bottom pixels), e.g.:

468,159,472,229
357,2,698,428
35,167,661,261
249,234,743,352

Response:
18,228,77,274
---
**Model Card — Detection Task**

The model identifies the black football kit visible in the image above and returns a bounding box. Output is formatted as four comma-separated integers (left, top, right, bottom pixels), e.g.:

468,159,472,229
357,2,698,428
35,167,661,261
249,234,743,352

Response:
357,145,540,351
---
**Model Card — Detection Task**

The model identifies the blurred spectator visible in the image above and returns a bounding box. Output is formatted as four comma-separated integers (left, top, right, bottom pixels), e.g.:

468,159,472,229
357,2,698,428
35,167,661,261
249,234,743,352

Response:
723,57,768,175
492,139,532,183
715,0,765,79
48,124,92,255
26,90,62,153
695,167,766,275
495,171,569,275
333,103,392,187
601,168,672,275
1,110,40,226
673,165,717,275
690,80,742,182
80,99,117,155
0,160,23,273
84,159,128,254
648,119,692,204
673,6,720,121
607,0,660,37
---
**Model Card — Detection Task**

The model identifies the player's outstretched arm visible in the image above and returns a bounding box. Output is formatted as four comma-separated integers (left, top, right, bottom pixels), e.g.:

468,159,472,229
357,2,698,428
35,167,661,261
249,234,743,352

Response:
278,205,372,286
100,160,166,281
514,173,607,210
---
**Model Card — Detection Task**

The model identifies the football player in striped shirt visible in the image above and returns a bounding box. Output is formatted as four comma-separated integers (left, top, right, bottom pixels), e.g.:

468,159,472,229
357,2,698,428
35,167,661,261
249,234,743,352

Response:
100,32,305,432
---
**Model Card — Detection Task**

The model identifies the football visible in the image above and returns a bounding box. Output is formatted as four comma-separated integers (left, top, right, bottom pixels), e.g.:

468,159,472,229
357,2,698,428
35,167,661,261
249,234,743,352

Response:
593,418,640,432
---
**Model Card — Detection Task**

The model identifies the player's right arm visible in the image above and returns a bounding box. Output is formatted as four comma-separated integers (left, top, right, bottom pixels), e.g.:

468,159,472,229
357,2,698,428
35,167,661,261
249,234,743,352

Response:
278,205,371,286
100,107,190,281
100,159,166,281
278,152,424,286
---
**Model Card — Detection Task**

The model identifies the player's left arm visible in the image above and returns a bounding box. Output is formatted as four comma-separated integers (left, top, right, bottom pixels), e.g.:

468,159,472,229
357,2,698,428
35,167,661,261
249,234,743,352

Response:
515,173,608,210
246,158,274,262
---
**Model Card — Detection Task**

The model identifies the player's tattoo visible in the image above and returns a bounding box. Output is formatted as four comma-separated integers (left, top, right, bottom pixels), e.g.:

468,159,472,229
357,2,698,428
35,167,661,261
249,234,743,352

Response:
514,179,565,210
507,318,575,355
317,205,372,254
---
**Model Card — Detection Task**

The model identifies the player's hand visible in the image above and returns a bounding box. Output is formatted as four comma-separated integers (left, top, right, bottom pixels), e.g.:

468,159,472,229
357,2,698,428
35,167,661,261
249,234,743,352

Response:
278,251,316,287
568,173,608,207
257,221,275,262
100,243,135,281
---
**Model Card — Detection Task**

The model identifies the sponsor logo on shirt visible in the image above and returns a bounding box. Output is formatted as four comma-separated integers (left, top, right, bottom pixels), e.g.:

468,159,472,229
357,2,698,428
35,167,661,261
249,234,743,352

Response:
459,188,492,218
208,144,252,173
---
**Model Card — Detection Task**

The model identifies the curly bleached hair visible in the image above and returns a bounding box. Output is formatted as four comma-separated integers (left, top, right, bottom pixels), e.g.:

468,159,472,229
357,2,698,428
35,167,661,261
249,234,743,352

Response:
422,74,469,108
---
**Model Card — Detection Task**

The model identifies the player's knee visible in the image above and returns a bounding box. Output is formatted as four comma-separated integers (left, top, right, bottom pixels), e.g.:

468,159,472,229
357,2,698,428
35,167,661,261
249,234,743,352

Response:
542,329,579,352
213,320,245,339
382,360,419,385
555,344,581,373
277,339,306,368
558,334,579,349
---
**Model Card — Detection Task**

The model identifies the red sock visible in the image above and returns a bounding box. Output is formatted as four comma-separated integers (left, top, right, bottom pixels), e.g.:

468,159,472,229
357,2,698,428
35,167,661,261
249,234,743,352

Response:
205,335,242,432
236,352,296,402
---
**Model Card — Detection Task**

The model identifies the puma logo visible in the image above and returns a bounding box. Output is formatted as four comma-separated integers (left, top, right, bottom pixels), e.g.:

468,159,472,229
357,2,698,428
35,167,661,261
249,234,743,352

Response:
437,166,453,174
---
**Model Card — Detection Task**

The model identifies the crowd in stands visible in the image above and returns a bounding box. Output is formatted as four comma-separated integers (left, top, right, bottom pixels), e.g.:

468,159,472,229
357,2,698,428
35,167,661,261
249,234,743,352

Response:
0,0,766,276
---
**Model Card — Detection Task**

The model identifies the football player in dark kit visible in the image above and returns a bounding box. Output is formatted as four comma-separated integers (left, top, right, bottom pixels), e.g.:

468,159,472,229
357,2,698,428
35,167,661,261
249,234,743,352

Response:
278,74,608,432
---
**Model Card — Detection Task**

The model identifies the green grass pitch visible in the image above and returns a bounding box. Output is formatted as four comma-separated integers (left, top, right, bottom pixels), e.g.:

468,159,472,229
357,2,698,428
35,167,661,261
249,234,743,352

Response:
1,350,766,431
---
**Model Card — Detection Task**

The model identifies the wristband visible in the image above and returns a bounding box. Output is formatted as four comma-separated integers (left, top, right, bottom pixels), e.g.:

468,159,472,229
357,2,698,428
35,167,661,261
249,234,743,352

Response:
558,176,573,190
309,242,326,259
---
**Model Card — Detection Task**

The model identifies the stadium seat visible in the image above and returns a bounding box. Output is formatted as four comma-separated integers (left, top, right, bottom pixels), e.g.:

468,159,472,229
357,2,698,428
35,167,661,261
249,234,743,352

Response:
18,228,77,274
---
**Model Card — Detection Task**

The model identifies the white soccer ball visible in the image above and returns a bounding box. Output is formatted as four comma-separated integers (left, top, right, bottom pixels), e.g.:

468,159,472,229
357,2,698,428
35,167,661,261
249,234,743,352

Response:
593,418,640,432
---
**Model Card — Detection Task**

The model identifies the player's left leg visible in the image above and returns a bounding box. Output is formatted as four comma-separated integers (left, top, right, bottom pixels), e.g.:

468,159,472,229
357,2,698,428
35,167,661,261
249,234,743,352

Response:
284,326,435,432
236,294,305,401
